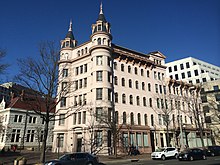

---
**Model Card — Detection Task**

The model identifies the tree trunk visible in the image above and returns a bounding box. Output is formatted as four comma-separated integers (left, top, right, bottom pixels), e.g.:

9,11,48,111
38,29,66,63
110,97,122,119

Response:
166,125,170,147
40,120,49,163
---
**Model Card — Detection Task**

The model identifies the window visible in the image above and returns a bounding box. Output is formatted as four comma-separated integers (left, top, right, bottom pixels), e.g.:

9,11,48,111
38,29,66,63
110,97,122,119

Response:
137,113,141,125
141,69,144,76
180,64,184,70
96,56,102,65
84,78,87,87
80,65,83,74
136,96,140,106
115,111,119,124
181,73,185,79
123,112,126,124
135,81,139,89
78,112,81,124
114,62,117,70
73,113,77,125
129,95,133,105
122,78,125,87
202,78,207,82
96,131,102,147
79,79,82,88
194,70,199,76
62,69,68,77
136,133,142,146
57,133,64,147
115,92,118,103
96,71,103,81
130,113,134,125
143,97,146,106
143,133,148,146
157,98,160,108
11,129,20,142
147,70,150,77
96,88,102,100
59,114,65,125
128,66,131,73
149,98,152,107
186,62,190,68
148,83,151,91
134,67,138,75
142,82,145,90
155,84,158,93
174,65,177,71
97,38,101,45
14,115,22,123
151,114,154,126
108,89,111,101
168,67,172,73
61,82,68,91
201,96,207,103
205,116,211,123
114,76,118,85
96,107,103,121
26,130,35,142
122,94,126,104
60,97,66,107
121,64,124,72
213,85,219,91
144,114,148,125
175,74,179,80
158,114,162,125
129,79,132,88
187,71,191,78
215,94,220,101
76,67,79,75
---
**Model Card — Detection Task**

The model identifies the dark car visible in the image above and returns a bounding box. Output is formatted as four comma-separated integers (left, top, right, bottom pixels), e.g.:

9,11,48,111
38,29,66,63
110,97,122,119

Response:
44,152,99,165
178,148,206,161
204,146,220,156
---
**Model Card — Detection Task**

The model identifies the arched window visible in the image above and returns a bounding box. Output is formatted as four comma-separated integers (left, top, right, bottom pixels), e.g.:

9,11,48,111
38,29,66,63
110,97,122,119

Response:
122,94,126,104
149,98,152,107
130,112,134,125
148,83,151,91
143,97,146,106
157,98,160,108
128,66,131,73
151,114,154,126
115,111,119,124
123,112,126,124
115,92,118,103
77,50,80,57
122,78,125,87
81,49,84,55
129,79,132,88
107,40,110,46
147,70,150,77
141,69,144,76
135,81,139,89
97,38,101,45
103,38,106,45
121,64,124,71
137,113,141,125
142,82,145,90
85,47,88,54
129,95,133,105
114,76,118,85
134,67,138,75
144,114,148,126
136,96,140,106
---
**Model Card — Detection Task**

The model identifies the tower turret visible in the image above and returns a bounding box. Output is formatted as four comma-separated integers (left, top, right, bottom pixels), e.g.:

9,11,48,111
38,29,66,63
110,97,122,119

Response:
61,20,77,49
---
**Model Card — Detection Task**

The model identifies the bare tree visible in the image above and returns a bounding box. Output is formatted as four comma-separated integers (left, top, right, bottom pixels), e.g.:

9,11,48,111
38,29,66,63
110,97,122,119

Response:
0,49,9,75
16,41,77,163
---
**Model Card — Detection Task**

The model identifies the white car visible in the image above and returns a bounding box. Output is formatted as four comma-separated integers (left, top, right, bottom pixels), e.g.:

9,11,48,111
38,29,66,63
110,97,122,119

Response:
151,147,178,160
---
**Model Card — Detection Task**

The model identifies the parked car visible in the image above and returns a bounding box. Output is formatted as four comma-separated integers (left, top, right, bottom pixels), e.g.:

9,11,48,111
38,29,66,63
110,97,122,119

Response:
44,152,99,165
151,147,178,160
178,148,206,161
204,146,220,156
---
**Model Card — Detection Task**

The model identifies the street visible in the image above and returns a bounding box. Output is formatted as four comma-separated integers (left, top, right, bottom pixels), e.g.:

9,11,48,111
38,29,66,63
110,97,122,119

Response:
105,156,220,165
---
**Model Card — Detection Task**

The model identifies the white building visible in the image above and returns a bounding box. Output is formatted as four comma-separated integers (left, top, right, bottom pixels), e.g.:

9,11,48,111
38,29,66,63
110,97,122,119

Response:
166,57,220,84
53,4,212,155
0,95,54,150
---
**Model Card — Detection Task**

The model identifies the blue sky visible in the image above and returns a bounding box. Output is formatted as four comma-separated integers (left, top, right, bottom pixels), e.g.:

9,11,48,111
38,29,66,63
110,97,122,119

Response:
0,0,219,81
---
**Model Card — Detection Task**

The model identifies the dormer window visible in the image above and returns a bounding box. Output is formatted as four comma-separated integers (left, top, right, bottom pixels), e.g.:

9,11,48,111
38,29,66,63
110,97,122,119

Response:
66,41,70,47
98,24,102,31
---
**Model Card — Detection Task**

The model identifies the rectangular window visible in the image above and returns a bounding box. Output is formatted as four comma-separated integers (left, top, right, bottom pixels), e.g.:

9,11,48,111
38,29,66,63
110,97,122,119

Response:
213,85,219,91
96,88,102,100
79,79,83,88
201,96,207,103
215,94,220,101
186,62,190,68
57,133,64,147
14,115,18,122
187,71,191,78
61,82,68,91
96,71,103,81
96,56,103,65
96,107,102,121
60,97,66,107
168,67,172,73
194,70,199,76
84,78,87,87
80,65,83,74
73,113,77,125
84,64,87,73
62,69,68,77
180,64,184,70
59,114,65,125
76,67,79,75
143,133,148,146
78,112,81,124
75,80,78,90
96,131,103,147
136,133,142,146
82,111,86,124
155,84,158,93
181,73,185,79
29,116,32,123
175,74,179,80
174,65,177,71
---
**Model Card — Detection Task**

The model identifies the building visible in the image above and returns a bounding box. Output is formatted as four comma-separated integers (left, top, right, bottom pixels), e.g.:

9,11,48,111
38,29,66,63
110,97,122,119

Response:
0,93,55,150
53,4,212,154
166,57,220,84
201,79,220,145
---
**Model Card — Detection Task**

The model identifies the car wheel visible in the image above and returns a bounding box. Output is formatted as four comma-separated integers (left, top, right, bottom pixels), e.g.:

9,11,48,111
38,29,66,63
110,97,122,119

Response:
203,155,206,160
86,162,93,165
211,152,215,157
189,156,194,161
161,155,166,161
175,154,178,159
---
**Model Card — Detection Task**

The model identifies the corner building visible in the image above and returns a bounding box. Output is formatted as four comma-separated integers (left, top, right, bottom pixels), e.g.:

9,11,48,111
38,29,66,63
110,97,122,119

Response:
53,5,211,154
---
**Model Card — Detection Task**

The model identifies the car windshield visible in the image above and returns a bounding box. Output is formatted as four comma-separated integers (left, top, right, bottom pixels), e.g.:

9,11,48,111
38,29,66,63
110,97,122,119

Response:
182,149,191,153
59,154,71,160
155,148,165,152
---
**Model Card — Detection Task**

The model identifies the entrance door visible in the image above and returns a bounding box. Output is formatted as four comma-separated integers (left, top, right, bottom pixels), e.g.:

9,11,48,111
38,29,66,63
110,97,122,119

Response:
150,131,155,152
77,138,82,152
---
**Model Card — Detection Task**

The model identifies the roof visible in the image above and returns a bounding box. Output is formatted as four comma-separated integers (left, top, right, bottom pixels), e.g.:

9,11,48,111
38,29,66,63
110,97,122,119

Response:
97,13,107,22
66,31,75,40
5,95,56,113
